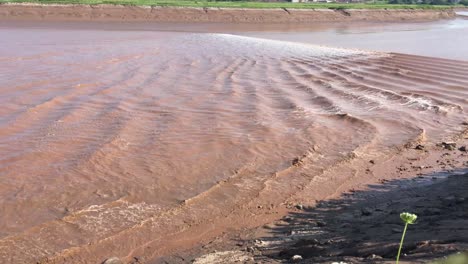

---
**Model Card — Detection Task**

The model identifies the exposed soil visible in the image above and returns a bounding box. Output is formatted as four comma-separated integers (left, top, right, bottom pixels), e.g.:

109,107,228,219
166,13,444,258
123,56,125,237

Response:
0,3,456,23
172,136,468,264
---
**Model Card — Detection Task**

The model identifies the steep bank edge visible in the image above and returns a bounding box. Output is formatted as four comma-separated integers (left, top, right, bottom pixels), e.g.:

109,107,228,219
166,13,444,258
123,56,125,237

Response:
0,4,456,23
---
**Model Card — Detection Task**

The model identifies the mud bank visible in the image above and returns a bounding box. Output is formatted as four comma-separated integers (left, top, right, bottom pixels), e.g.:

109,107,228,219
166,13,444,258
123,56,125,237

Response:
184,138,468,264
0,4,456,23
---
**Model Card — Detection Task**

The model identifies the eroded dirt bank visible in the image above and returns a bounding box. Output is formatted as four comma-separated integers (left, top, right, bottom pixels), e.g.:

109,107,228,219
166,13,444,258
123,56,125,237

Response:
0,3,456,23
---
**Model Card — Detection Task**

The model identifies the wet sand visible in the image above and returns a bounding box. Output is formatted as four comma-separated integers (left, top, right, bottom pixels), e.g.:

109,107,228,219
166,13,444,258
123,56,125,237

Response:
0,21,468,264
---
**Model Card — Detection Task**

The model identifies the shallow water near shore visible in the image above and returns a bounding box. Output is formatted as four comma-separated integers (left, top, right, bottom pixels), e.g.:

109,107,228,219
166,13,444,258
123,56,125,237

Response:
0,20,467,263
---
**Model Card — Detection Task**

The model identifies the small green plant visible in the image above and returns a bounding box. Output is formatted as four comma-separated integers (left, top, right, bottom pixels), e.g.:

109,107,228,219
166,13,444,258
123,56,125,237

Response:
396,212,418,264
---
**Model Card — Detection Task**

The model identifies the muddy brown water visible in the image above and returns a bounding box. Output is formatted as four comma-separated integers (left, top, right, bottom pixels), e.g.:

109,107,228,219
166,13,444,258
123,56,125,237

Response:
241,16,468,61
0,20,467,263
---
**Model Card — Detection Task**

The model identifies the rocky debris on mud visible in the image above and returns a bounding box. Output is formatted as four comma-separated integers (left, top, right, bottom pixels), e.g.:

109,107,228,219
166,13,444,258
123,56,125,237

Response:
367,254,383,259
295,204,304,210
291,254,303,262
102,257,123,264
439,142,457,150
263,223,276,229
361,207,372,216
316,221,326,227
192,250,253,264
240,172,468,263
292,156,305,166
415,144,425,150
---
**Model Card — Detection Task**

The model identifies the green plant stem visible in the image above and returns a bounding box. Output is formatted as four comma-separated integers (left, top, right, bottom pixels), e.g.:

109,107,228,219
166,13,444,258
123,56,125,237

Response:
396,223,408,264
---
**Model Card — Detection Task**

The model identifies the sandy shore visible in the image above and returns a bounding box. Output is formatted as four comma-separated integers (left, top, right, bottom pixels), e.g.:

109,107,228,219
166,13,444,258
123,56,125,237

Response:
0,3,456,23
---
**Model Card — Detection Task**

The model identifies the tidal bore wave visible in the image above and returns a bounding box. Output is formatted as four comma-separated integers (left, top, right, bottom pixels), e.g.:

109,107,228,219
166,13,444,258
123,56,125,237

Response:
0,30,467,263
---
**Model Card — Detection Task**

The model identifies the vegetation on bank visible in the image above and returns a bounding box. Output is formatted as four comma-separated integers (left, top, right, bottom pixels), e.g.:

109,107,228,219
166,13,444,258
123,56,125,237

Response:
389,0,467,6
0,0,461,10
396,212,418,264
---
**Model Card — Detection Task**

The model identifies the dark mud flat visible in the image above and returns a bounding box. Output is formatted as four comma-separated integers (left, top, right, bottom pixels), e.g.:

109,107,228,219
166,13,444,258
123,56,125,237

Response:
253,171,468,264
188,171,468,264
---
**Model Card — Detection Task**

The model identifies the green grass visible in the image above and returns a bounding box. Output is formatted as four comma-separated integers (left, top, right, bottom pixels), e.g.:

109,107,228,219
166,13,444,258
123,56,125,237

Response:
0,0,455,10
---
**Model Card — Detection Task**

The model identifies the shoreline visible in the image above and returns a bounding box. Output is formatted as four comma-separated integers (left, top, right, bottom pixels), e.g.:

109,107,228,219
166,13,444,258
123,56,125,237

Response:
1,13,467,264
40,96,467,263
0,3,456,23
183,129,468,264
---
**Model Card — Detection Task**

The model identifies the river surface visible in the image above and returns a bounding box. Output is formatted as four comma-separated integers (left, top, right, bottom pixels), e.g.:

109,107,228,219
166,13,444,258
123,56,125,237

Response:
244,16,468,61
0,18,467,263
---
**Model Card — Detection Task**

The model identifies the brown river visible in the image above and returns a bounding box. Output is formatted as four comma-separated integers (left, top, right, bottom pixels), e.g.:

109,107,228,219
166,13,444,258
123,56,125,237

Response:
0,17,468,263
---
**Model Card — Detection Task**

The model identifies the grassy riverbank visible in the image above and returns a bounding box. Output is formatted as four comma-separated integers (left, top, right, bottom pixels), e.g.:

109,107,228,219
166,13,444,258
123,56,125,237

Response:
0,0,455,10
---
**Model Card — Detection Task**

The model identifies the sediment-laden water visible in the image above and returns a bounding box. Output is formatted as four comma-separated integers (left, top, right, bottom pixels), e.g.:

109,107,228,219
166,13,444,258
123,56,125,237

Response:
241,16,468,61
0,24,467,263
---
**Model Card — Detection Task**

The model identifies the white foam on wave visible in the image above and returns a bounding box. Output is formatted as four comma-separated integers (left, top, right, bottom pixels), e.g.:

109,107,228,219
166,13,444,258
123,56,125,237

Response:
63,201,162,235
180,33,384,59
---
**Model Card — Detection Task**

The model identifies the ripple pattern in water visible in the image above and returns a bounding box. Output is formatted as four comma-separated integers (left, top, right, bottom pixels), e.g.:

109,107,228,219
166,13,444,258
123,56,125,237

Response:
0,28,467,263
